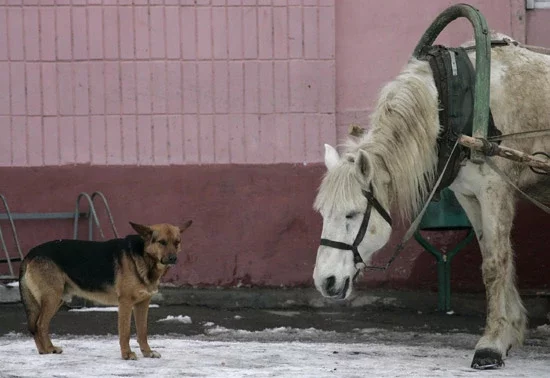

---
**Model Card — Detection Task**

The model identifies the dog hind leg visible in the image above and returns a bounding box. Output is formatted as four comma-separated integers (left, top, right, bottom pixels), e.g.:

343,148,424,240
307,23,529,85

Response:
19,268,46,353
25,260,66,354
36,296,64,354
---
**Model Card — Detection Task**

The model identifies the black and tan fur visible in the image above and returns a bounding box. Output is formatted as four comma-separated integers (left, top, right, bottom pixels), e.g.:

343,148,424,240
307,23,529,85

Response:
19,221,192,360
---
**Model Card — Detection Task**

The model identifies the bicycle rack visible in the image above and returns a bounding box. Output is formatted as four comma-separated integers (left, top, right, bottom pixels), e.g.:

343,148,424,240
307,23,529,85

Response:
73,191,119,241
0,192,118,281
70,191,119,308
0,194,23,280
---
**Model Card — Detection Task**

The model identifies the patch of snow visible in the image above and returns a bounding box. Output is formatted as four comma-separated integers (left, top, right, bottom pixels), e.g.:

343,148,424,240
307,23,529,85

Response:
157,315,192,324
205,325,232,335
6,281,19,287
265,310,301,317
233,315,242,320
69,304,159,312
535,324,550,335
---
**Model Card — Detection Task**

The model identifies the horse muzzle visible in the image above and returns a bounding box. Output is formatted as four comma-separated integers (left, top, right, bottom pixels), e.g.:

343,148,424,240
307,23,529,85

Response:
320,276,351,300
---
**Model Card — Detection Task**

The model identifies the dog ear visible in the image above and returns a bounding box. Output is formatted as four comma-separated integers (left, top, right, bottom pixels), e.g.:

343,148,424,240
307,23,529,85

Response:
129,222,153,239
179,220,193,233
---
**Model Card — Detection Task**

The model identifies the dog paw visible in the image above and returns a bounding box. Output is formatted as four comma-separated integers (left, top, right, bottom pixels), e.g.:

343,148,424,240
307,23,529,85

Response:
122,351,138,360
471,348,504,370
39,346,63,354
143,350,161,358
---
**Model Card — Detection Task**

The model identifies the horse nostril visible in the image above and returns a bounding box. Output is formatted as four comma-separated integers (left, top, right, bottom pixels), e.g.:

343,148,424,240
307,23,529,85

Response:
324,276,336,294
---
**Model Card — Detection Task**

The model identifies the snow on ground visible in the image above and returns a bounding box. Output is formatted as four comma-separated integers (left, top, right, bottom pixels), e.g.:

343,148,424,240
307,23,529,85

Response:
1,327,549,377
68,305,159,312
157,315,193,324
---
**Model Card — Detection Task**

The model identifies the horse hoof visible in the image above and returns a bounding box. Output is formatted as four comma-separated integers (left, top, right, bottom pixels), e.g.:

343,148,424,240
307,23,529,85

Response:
471,349,504,370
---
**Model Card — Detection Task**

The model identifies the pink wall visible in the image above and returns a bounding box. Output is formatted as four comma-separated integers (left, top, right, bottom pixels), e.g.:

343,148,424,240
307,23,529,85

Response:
0,1,336,167
2,2,550,291
526,9,550,47
335,0,528,140
2,1,547,166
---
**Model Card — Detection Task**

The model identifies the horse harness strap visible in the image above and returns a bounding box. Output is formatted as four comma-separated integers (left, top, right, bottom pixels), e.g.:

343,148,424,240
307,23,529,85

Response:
320,184,392,267
418,45,501,198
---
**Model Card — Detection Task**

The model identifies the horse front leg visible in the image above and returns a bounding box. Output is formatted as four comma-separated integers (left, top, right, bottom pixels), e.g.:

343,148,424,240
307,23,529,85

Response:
471,186,526,369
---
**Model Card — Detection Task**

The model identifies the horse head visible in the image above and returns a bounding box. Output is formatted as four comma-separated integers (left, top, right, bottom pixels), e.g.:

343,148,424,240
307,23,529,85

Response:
313,144,392,300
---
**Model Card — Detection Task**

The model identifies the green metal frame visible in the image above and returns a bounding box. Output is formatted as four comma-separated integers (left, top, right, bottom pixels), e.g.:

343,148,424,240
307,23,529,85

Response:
412,3,491,163
414,188,475,312
414,228,475,312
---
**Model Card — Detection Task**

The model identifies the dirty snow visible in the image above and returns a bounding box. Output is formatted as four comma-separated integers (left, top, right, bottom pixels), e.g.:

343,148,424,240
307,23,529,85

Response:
1,326,549,377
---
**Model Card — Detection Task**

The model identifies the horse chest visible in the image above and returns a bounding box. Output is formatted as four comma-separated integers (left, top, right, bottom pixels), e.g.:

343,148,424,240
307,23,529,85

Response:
449,161,485,197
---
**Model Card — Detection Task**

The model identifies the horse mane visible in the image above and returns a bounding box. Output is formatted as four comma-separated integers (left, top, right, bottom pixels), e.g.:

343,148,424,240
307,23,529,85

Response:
315,59,441,221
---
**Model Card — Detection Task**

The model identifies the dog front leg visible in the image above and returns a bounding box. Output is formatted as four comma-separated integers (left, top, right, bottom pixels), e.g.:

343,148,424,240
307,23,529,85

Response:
118,300,136,360
134,298,160,358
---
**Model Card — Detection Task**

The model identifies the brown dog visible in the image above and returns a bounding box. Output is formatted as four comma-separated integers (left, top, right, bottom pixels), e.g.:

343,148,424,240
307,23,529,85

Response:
19,221,192,360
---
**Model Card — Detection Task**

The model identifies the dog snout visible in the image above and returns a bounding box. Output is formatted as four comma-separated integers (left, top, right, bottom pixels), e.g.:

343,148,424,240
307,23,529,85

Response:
167,253,177,264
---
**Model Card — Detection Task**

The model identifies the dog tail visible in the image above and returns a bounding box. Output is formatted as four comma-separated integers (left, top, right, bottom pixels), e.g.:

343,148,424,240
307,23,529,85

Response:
19,259,40,335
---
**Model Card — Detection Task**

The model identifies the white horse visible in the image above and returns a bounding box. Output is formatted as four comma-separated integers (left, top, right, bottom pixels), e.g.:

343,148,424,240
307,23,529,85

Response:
313,35,550,369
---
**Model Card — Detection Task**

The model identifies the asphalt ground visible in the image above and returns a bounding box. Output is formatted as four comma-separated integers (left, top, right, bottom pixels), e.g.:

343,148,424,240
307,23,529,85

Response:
1,301,547,339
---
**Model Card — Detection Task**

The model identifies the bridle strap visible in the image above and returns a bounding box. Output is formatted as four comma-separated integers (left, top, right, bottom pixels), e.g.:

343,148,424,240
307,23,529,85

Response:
362,190,392,227
320,200,372,265
319,184,391,266
319,239,364,265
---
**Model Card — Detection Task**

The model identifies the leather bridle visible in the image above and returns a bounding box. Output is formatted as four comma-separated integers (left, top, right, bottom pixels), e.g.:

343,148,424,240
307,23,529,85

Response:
319,183,392,268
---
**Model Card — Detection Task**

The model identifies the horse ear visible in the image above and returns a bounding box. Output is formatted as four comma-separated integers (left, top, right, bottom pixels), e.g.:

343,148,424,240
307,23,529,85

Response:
355,150,373,182
324,144,340,171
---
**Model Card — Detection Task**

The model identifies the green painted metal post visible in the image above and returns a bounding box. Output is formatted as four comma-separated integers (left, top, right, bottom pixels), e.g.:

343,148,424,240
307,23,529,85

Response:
414,228,474,312
412,3,491,163
444,230,475,311
414,231,447,311
414,189,474,312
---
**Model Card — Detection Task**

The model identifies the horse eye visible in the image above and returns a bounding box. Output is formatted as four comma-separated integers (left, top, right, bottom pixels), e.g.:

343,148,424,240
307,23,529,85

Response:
345,212,358,219
159,240,167,246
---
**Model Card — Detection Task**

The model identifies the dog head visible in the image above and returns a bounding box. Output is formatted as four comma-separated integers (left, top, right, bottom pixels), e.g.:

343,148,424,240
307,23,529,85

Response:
129,221,193,265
